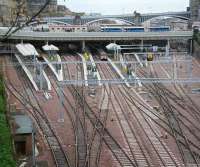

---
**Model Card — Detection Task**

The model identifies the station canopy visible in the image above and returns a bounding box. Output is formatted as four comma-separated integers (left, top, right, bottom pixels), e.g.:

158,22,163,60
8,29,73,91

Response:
106,43,121,51
16,43,39,57
42,44,59,52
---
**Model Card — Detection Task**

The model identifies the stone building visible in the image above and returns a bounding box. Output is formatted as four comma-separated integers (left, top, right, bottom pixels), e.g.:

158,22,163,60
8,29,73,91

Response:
0,0,16,26
190,0,200,21
0,0,75,25
26,0,74,17
26,0,58,17
57,5,74,16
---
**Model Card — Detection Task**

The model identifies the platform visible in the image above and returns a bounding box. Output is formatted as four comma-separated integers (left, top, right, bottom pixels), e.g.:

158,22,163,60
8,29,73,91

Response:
108,58,130,87
15,43,51,91
42,44,63,82
88,53,102,86
77,53,88,86
15,54,39,91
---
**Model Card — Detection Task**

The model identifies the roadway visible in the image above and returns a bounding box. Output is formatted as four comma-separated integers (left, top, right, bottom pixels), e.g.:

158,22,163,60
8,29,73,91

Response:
0,30,193,41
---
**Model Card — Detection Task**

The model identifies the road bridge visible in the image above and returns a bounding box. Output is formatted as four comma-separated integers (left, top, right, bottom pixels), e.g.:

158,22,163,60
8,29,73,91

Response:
44,11,190,25
0,31,193,42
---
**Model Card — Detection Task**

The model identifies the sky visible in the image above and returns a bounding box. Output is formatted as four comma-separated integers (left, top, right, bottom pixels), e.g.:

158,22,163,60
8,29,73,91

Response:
58,0,189,15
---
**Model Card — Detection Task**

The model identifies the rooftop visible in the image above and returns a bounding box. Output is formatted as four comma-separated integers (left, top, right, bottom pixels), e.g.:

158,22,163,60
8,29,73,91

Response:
13,115,33,134
16,43,39,57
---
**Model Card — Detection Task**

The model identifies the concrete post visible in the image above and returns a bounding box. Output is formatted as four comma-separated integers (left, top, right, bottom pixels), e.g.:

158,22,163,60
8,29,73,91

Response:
173,56,177,80
114,47,117,61
116,48,118,61
141,40,144,52
82,41,86,52
134,63,137,88
188,58,193,78
166,39,170,57
190,39,193,56
168,39,170,49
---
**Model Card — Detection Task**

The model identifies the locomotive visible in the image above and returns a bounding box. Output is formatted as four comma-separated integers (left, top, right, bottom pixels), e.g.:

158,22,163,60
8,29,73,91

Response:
98,49,107,61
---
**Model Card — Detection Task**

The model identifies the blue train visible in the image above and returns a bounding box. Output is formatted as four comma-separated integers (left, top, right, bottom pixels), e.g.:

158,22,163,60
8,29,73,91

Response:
101,26,145,32
124,27,145,32
101,26,170,32
148,26,170,32
101,27,123,32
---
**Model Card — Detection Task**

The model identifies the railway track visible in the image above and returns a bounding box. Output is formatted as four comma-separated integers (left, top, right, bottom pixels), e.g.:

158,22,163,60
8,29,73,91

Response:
88,49,199,165
149,64,200,132
48,76,77,165
94,86,110,167
4,56,71,167
174,85,200,121
64,54,136,167
111,53,200,166
142,64,200,166
39,53,87,167
120,87,183,167
97,59,182,166
62,55,88,167
97,63,151,167
70,85,136,167
137,66,200,133
63,55,125,167
150,84,200,166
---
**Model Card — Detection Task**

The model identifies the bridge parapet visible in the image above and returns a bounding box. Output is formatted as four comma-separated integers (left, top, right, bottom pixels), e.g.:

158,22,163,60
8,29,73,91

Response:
0,30,193,41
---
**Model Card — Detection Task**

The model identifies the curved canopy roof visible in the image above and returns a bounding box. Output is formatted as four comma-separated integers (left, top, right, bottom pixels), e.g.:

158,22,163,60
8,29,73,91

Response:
42,44,59,51
16,43,39,57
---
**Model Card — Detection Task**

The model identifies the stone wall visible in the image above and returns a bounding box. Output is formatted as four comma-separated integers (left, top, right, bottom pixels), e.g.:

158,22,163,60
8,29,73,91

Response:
190,0,200,22
0,0,75,25
26,0,58,17
0,0,16,26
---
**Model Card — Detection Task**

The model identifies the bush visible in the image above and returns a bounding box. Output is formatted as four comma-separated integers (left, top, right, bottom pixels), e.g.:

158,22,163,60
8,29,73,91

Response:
0,76,16,166
193,30,200,45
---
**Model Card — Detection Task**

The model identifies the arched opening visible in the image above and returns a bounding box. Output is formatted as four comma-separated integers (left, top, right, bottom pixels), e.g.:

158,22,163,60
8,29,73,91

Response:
142,16,189,31
84,18,135,32
28,20,72,26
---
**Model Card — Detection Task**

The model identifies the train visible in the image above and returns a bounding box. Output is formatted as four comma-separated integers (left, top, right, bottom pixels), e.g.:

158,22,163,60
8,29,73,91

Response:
101,26,144,32
148,26,170,32
147,53,154,61
100,26,170,32
32,24,88,32
98,49,108,61
31,23,170,33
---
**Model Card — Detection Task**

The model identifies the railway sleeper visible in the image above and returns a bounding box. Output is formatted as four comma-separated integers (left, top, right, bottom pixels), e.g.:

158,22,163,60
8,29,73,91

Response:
47,136,59,143
53,153,66,161
51,145,62,150
128,152,148,166
48,140,59,146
